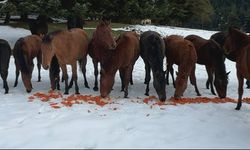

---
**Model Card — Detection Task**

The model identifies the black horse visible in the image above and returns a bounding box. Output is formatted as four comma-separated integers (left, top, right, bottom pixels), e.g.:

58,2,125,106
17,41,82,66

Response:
0,39,11,94
210,31,250,89
140,31,166,102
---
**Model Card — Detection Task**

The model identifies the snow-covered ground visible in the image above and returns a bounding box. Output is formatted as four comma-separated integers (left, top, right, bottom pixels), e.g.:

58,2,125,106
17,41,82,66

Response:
0,25,250,149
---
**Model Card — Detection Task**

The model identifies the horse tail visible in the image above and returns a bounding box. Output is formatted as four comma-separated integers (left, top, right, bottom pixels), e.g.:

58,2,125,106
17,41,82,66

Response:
13,38,29,74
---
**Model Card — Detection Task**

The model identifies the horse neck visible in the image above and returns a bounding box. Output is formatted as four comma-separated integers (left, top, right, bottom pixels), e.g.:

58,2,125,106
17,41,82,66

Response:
214,51,227,79
231,29,250,50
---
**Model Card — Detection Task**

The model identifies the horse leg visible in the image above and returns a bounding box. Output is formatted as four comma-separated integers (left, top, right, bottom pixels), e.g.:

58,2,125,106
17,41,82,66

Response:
93,59,99,91
14,62,19,87
123,66,132,98
169,65,176,88
130,65,134,85
236,71,244,110
81,59,89,88
72,63,80,94
246,80,250,89
144,61,151,96
190,66,201,96
205,66,210,89
0,69,9,94
60,65,69,95
37,54,42,82
206,66,216,95
119,69,125,92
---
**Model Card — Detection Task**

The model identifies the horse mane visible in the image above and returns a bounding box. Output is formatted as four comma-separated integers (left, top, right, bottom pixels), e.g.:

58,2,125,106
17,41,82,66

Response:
13,38,29,74
42,30,63,44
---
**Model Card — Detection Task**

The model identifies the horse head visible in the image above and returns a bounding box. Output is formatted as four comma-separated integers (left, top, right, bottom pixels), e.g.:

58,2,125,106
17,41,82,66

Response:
100,68,115,98
41,34,54,70
95,20,117,50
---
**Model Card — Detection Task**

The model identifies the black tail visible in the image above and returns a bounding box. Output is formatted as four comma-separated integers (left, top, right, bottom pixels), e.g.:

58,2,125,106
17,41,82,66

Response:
13,38,29,73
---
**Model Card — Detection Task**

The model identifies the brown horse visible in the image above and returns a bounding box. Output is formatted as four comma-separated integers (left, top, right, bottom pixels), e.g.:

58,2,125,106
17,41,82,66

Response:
41,28,89,94
13,35,42,93
100,31,140,98
164,35,199,98
224,27,250,110
185,35,229,98
88,19,117,91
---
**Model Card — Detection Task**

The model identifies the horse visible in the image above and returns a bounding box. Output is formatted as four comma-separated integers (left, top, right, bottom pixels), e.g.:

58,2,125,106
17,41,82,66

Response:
88,19,117,91
140,31,166,102
41,28,89,94
100,31,140,98
164,35,199,98
223,27,250,110
141,19,152,25
211,31,250,89
185,35,229,98
13,35,42,93
0,39,11,94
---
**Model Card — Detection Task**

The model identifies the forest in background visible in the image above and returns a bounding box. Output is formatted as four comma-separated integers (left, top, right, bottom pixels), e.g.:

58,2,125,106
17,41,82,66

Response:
0,0,250,32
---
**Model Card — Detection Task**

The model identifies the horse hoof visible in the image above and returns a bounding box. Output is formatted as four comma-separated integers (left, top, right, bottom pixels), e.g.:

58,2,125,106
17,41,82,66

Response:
144,93,149,96
197,94,201,96
85,85,90,89
235,107,241,111
93,87,98,91
64,92,69,95
75,92,80,95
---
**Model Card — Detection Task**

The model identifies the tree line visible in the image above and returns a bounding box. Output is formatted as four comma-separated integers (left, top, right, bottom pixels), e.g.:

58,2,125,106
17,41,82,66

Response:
0,0,250,32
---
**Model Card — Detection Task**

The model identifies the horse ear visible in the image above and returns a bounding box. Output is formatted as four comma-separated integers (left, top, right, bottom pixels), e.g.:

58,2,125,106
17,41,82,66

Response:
226,71,231,76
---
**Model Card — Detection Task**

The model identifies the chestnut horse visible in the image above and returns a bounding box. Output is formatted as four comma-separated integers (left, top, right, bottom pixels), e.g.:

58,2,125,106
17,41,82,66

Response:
140,31,166,101
0,39,11,94
100,31,140,98
185,35,229,98
224,27,250,110
13,35,42,93
88,19,117,91
164,35,199,98
41,28,89,94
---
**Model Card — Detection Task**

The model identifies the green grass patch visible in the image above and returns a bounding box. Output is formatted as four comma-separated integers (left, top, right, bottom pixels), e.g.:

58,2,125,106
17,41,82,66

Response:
6,20,128,38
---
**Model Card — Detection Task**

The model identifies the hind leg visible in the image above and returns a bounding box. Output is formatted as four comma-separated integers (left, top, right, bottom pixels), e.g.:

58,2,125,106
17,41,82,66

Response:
144,61,151,96
169,64,176,88
37,54,42,82
72,62,80,94
236,71,244,110
60,64,69,95
190,66,201,96
81,58,89,88
14,62,20,87
119,69,125,92
93,59,99,91
123,66,133,98
0,69,9,94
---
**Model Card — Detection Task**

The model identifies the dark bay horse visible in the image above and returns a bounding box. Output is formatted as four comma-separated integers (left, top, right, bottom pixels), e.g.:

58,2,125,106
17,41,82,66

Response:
41,28,89,94
164,35,199,98
100,31,140,98
211,31,250,89
185,35,229,98
13,35,42,93
0,39,11,94
140,31,166,101
224,27,250,110
88,19,117,91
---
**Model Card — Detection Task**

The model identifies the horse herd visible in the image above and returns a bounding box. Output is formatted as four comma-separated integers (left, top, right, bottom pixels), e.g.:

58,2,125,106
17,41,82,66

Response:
0,20,249,110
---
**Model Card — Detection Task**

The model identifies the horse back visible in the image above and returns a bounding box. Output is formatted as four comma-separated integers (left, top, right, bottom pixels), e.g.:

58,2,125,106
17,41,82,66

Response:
116,31,140,66
22,35,42,59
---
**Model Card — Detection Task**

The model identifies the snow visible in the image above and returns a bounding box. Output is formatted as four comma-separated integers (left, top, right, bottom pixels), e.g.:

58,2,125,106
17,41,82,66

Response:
0,25,250,149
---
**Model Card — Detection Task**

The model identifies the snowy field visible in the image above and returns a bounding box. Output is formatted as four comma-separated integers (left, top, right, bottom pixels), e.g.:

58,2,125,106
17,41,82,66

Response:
0,25,250,149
